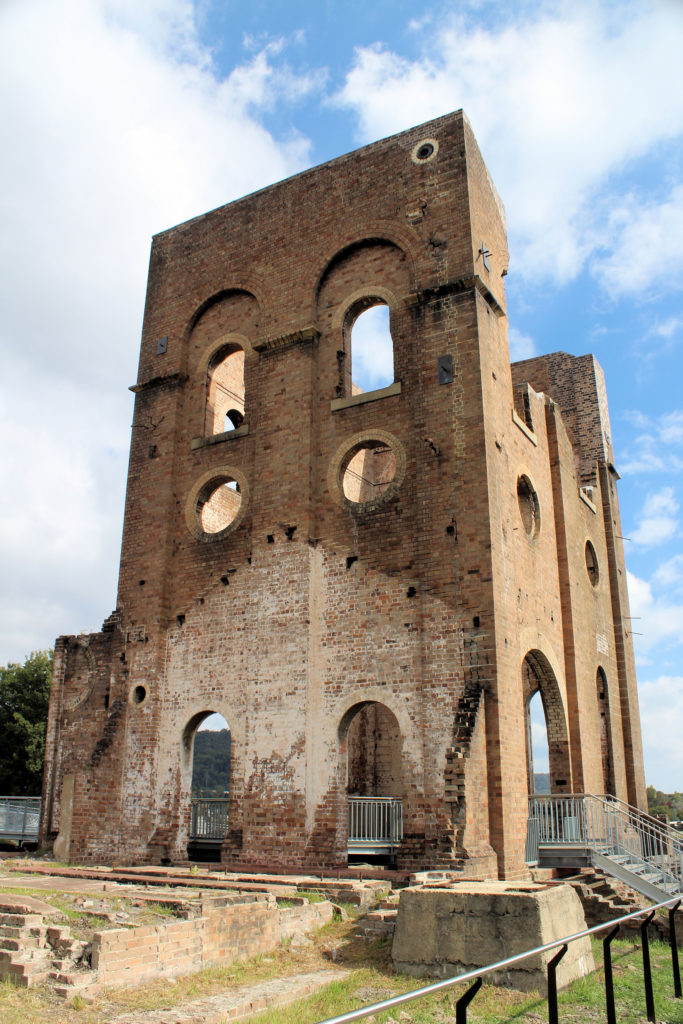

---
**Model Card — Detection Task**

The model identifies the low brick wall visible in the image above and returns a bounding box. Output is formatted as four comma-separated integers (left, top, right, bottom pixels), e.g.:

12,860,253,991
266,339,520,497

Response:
278,899,335,942
92,895,281,989
90,895,336,991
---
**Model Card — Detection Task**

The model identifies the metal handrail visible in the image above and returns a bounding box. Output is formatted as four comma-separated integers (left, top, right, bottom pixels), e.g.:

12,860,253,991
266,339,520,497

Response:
348,796,403,849
189,797,229,840
531,792,683,849
317,894,683,1024
528,793,683,894
0,796,41,844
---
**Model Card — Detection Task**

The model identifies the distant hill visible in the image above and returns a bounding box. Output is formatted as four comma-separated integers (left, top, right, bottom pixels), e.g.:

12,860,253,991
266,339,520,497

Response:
192,729,231,796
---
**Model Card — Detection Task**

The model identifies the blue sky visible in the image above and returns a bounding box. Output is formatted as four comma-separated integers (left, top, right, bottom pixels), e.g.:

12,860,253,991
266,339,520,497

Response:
1,0,682,790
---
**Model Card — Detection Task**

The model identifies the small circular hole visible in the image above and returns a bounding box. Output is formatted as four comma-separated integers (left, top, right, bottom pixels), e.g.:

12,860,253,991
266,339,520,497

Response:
132,685,147,705
417,143,434,160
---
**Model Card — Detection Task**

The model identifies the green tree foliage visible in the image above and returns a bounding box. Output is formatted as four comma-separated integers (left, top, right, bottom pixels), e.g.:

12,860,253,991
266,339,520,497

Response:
647,784,683,821
0,651,52,796
191,728,231,796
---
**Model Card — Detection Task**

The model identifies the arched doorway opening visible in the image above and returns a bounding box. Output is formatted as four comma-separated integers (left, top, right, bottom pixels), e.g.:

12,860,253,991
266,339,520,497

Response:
339,701,403,863
597,668,615,796
184,711,231,862
522,651,571,795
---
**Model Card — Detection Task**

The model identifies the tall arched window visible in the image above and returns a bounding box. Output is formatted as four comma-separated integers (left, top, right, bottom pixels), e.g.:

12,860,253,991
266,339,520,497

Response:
526,689,550,794
206,345,245,435
596,668,615,796
347,302,394,394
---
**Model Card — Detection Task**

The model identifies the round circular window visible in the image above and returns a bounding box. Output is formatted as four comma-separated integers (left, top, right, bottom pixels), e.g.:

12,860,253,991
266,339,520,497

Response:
329,430,406,511
585,540,599,586
517,475,540,539
185,467,248,541
129,683,148,706
342,440,396,503
411,137,439,164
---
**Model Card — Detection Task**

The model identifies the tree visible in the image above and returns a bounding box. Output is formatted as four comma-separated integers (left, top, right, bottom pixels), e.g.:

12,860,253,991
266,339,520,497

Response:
0,651,52,796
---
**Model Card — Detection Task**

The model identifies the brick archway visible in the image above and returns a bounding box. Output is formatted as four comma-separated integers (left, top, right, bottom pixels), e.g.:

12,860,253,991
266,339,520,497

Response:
522,650,572,794
339,701,402,798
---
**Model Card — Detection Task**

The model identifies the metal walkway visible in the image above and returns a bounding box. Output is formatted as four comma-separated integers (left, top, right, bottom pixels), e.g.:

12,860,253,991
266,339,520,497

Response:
527,793,683,901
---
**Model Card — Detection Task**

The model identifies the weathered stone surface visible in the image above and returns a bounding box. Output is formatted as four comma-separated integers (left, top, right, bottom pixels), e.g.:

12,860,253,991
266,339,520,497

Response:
392,883,594,993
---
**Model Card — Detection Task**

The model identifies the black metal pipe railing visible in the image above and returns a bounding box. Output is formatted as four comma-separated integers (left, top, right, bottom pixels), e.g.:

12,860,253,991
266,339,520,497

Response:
317,895,682,1024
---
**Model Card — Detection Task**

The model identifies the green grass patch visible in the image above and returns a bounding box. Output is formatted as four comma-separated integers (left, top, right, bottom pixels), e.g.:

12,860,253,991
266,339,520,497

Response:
297,889,327,903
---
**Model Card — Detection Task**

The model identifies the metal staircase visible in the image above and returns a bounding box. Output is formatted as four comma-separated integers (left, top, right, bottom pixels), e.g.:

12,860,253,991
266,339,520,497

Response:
527,793,683,901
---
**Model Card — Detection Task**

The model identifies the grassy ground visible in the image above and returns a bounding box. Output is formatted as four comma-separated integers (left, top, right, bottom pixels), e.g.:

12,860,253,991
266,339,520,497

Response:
1,907,682,1024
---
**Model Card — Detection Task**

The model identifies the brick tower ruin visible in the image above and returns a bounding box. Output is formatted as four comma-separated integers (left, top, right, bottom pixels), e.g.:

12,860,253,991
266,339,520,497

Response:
41,111,646,877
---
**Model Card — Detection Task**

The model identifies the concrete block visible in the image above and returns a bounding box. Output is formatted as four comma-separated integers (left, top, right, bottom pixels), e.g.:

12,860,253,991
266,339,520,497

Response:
392,883,594,993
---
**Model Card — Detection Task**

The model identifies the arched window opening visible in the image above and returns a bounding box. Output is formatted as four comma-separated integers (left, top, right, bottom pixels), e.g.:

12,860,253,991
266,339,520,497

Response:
522,652,571,795
526,690,549,795
186,711,231,862
207,346,245,436
596,668,615,796
348,303,394,394
339,701,403,864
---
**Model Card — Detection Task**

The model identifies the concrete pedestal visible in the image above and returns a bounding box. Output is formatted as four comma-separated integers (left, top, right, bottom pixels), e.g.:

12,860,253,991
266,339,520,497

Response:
392,882,594,994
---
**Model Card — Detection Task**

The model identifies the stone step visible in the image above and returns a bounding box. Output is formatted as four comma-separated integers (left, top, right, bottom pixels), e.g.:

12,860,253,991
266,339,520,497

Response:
0,931,47,950
0,912,43,928
1,955,52,988
50,968,92,986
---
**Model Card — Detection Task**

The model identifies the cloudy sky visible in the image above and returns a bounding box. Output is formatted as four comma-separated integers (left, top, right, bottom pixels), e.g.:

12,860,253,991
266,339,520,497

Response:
1,0,682,791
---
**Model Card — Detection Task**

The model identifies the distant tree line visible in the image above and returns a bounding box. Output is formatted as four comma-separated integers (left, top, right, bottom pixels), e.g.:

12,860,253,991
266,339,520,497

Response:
191,729,231,797
0,651,52,796
647,785,683,821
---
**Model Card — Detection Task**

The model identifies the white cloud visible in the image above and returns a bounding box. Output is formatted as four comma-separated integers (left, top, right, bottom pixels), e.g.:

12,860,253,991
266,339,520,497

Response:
651,315,683,340
620,411,683,475
627,568,683,655
0,0,317,664
638,674,683,790
592,185,683,299
630,487,679,547
659,412,683,445
509,327,536,362
334,0,683,288
653,554,683,590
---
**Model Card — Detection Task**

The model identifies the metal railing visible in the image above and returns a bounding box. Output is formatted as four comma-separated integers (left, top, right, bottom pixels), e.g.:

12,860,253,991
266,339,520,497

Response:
189,797,229,840
348,796,403,852
0,797,41,845
317,894,683,1024
528,793,683,894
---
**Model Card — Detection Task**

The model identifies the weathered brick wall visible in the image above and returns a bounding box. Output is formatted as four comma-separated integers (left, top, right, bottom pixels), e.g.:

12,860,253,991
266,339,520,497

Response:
90,897,331,990
41,110,646,877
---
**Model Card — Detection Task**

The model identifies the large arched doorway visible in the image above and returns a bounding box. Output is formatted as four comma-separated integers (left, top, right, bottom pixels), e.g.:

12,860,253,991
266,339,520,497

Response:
522,651,571,795
184,711,231,861
339,701,403,862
